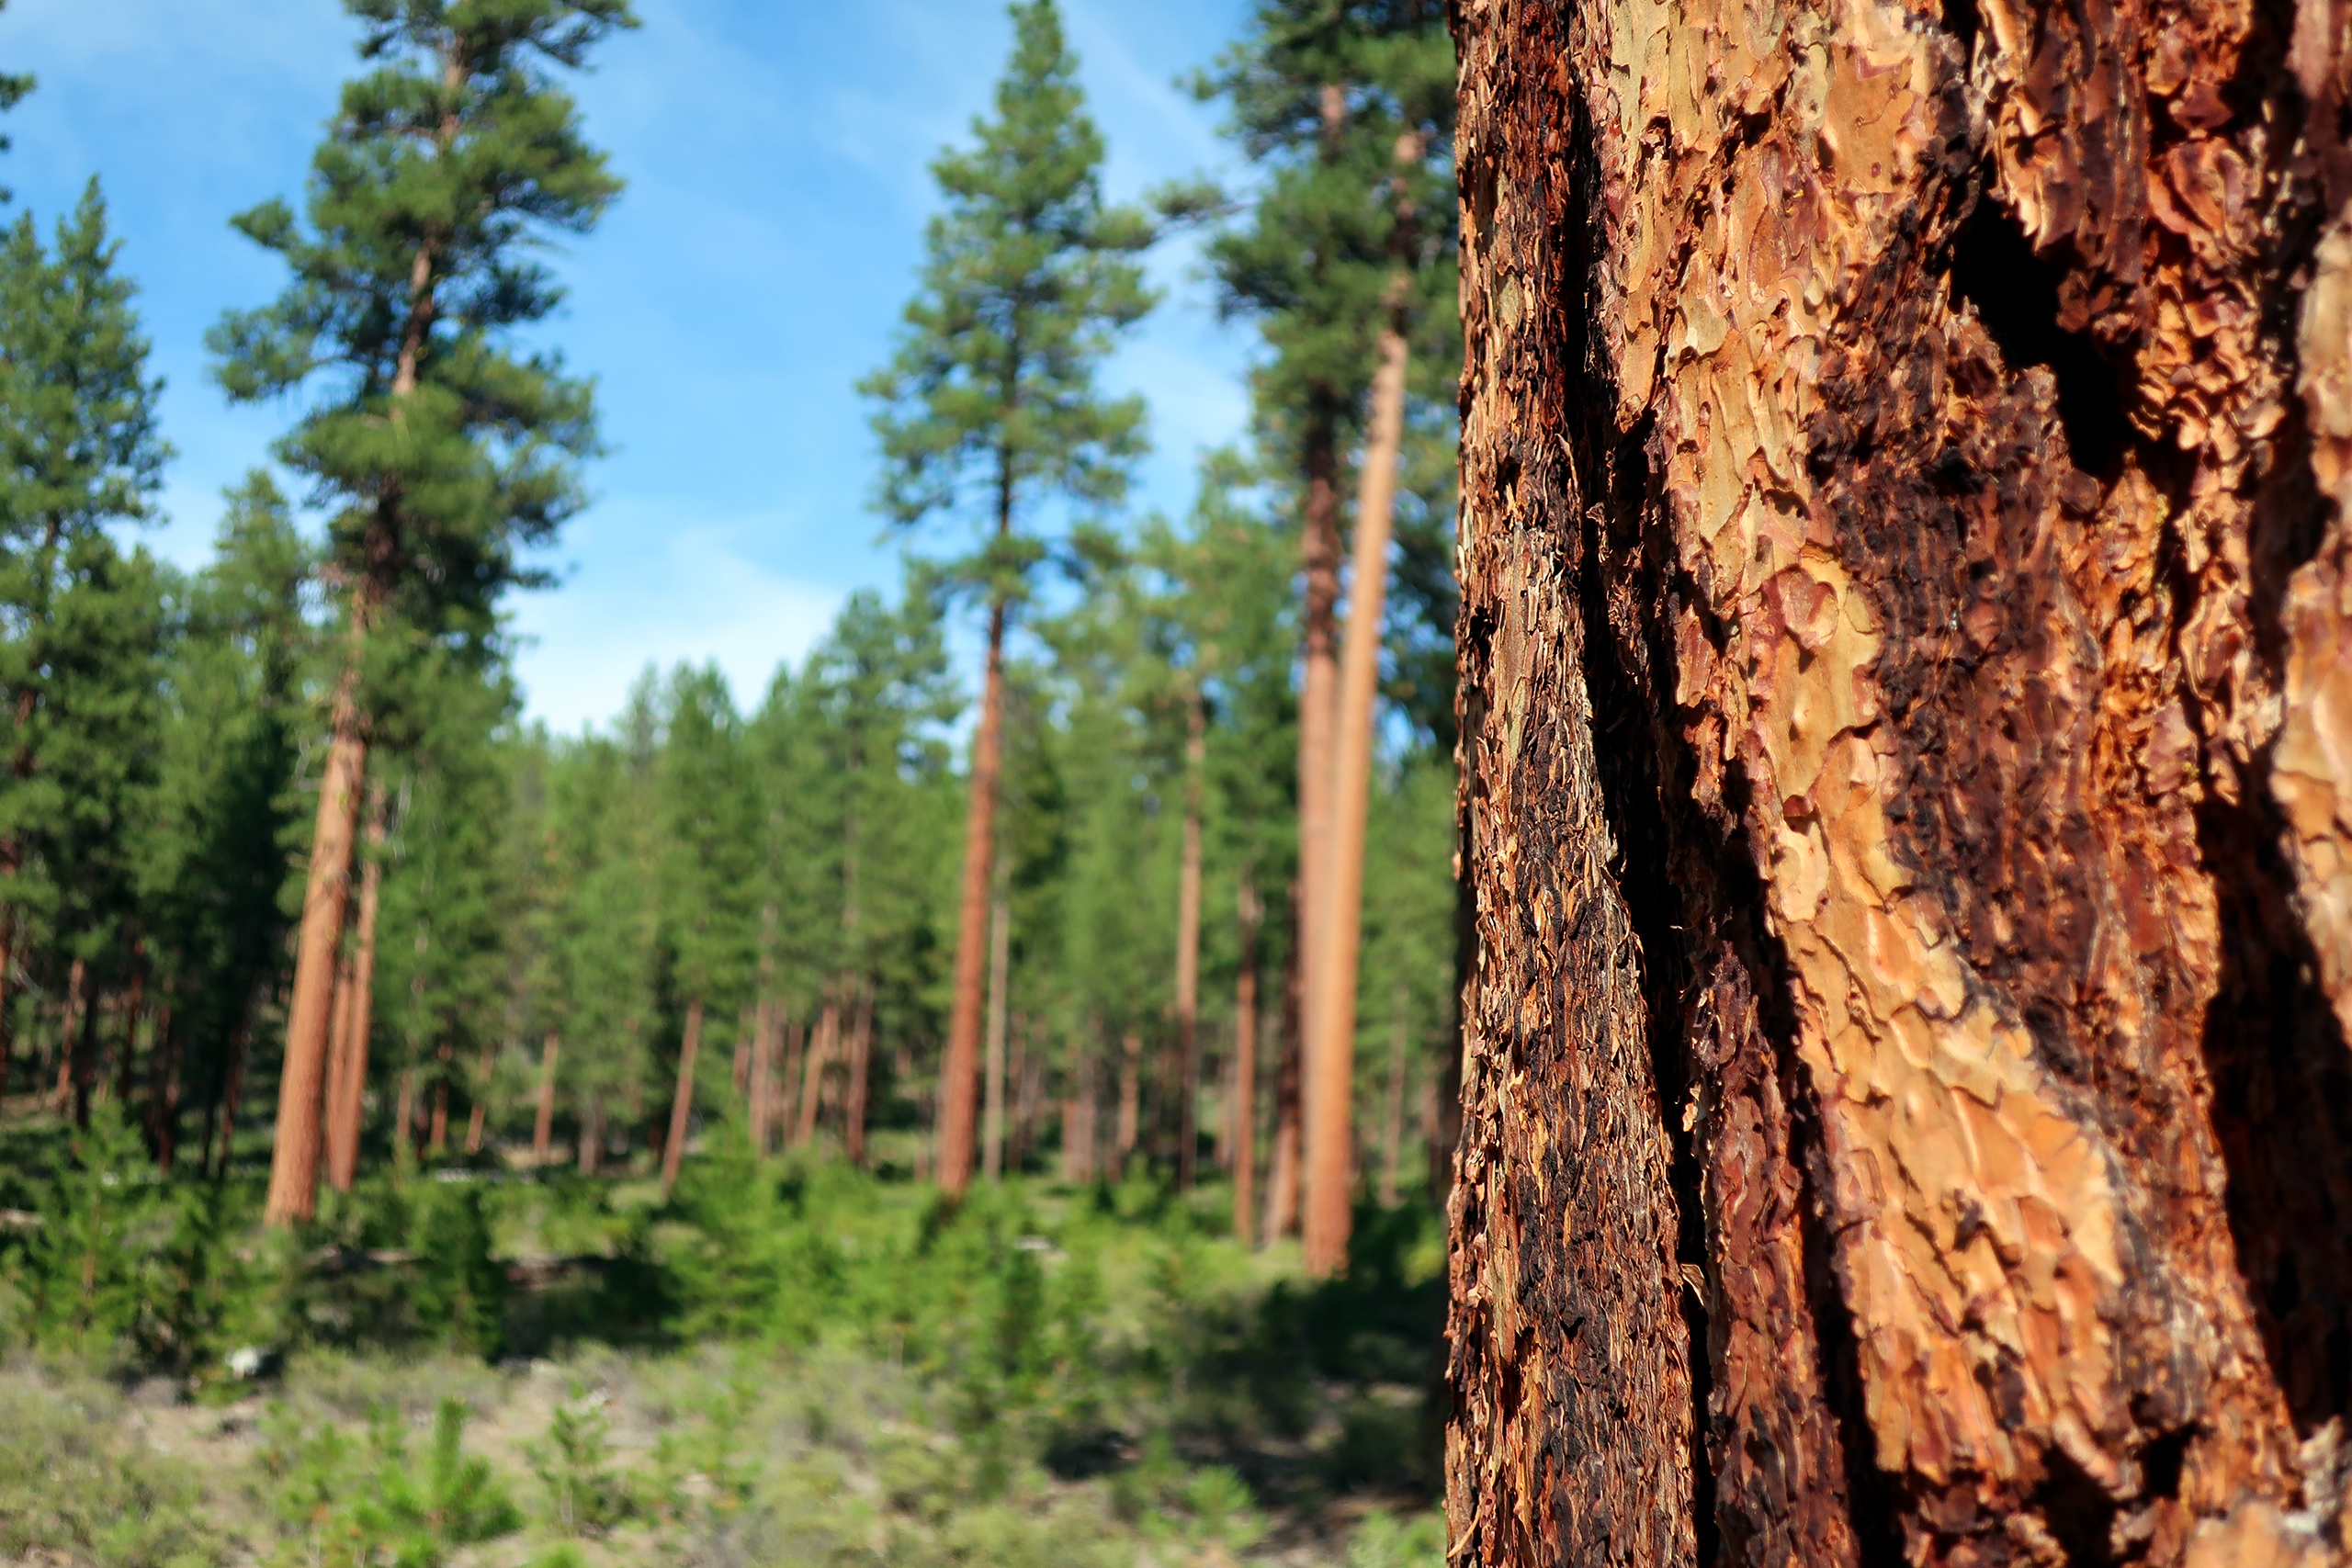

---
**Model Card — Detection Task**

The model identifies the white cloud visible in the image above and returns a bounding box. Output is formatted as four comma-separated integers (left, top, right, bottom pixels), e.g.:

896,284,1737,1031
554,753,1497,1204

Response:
507,502,854,732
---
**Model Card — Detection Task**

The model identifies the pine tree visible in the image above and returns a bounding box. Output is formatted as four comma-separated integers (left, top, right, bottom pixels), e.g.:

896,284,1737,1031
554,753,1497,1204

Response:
210,0,635,1223
859,0,1156,1198
1197,0,1453,1271
0,182,170,1102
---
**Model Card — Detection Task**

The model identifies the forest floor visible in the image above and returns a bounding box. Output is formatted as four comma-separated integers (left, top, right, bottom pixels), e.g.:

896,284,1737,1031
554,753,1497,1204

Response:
0,1113,1447,1568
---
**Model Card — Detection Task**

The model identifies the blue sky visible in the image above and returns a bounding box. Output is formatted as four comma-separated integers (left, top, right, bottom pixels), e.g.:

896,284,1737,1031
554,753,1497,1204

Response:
4,0,1259,729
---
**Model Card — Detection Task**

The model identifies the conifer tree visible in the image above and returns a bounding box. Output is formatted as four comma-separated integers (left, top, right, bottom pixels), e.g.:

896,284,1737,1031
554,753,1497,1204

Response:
1197,1,1453,1269
0,182,170,1092
859,0,1155,1198
211,0,634,1223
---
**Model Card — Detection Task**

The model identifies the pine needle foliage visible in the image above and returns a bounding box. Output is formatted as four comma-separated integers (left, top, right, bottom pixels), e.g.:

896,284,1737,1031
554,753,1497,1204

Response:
860,0,1156,605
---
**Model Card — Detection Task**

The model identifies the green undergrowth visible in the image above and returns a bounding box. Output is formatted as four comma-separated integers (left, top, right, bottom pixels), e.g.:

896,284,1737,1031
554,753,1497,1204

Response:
0,1111,1448,1566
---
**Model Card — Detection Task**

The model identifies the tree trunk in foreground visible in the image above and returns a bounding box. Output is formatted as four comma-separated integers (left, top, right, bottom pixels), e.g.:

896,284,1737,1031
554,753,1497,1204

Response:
532,1032,559,1166
1232,879,1261,1246
660,998,701,1195
1265,886,1305,1243
1448,3,2352,1563
938,598,1008,1198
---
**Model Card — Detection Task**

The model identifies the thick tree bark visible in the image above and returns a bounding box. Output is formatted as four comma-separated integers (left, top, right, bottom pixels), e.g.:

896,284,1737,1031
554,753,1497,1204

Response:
660,998,701,1195
983,877,1012,1182
532,1031,559,1166
1175,682,1207,1191
1065,1031,1097,1184
393,1066,415,1156
939,597,1009,1198
1233,879,1261,1245
1448,1,2352,1562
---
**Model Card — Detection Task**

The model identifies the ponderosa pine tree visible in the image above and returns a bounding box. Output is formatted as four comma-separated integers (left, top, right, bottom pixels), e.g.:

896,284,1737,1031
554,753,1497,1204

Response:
1195,2,1453,1264
0,182,170,1098
211,0,633,1224
859,0,1155,1198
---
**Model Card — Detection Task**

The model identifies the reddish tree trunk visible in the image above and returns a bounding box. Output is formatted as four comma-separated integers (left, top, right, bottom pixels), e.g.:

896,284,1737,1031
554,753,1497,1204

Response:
797,1002,834,1150
938,597,1009,1197
1232,881,1261,1245
427,1043,450,1154
1448,1,2352,1561
1264,887,1304,1243
577,1093,603,1176
777,1017,803,1150
266,656,368,1225
661,998,702,1195
465,1040,492,1153
326,786,386,1193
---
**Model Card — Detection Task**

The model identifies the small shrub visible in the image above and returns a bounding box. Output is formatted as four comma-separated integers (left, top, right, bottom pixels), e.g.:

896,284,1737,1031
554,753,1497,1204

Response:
527,1382,633,1536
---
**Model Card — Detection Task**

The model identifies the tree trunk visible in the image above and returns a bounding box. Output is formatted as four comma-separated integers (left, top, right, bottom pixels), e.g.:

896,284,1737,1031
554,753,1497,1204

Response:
51,957,83,1119
111,953,145,1111
532,1031,559,1166
147,1002,179,1171
393,1066,415,1156
266,656,368,1225
1232,880,1261,1245
778,1017,804,1152
1447,3,2352,1562
577,1092,602,1176
1305,298,1411,1277
209,995,254,1180
797,1002,833,1150
326,784,385,1193
660,998,701,1195
938,596,1009,1198
427,1043,450,1154
465,1039,492,1152
983,875,1012,1182
844,977,873,1168
732,1007,752,1099
1264,886,1304,1243
322,954,356,1182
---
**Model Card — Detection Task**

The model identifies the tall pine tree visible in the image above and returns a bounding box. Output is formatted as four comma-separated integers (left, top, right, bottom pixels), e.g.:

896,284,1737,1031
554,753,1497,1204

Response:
859,0,1156,1198
210,0,635,1223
